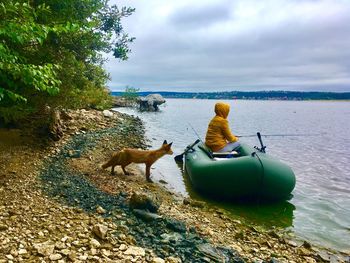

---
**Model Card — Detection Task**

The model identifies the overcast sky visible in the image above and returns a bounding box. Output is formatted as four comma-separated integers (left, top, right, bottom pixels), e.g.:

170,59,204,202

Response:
106,0,350,92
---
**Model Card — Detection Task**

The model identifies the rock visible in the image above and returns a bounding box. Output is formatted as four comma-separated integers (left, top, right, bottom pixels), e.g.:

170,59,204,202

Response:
79,254,88,260
267,230,280,239
165,218,186,233
0,224,8,231
90,238,101,248
119,244,127,251
60,249,70,256
124,246,146,257
268,258,281,263
103,110,114,118
112,96,131,107
160,233,183,243
138,94,166,111
196,244,224,262
316,251,331,262
302,241,312,249
49,254,62,261
165,256,182,263
183,198,205,208
96,206,106,214
92,224,108,240
33,242,55,256
18,248,27,255
159,180,168,185
298,247,312,256
133,209,162,222
129,191,160,213
5,255,14,260
67,149,81,158
68,252,77,261
152,257,165,263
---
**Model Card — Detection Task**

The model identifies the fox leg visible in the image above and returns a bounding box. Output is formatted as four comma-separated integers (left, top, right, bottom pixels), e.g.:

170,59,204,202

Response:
145,164,153,182
111,165,116,175
121,162,131,175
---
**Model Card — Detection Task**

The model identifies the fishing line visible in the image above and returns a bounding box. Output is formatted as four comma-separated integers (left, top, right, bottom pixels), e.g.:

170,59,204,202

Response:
237,133,325,138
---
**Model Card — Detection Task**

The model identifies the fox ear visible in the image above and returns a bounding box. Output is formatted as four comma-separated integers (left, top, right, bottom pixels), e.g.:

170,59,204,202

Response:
163,140,167,145
168,142,173,147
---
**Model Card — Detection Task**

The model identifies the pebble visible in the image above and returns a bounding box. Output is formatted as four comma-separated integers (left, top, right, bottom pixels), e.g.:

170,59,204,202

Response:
124,246,146,257
49,253,62,261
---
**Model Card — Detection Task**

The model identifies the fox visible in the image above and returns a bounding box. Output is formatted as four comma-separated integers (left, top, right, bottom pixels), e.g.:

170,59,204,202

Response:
102,140,173,182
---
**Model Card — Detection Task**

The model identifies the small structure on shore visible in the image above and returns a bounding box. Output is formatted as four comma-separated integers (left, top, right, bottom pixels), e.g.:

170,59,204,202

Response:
138,94,166,111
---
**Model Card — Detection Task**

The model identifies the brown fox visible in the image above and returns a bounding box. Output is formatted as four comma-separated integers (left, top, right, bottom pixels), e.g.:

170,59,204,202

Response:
102,140,173,182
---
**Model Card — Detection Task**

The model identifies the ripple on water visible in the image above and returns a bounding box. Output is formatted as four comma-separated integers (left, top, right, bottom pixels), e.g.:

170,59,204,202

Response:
113,99,350,252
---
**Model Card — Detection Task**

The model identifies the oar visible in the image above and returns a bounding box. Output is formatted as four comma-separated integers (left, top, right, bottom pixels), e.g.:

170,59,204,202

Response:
174,139,200,162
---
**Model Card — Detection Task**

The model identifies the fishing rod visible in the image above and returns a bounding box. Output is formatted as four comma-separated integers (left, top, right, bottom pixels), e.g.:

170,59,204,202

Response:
237,133,325,138
174,123,204,162
188,123,204,143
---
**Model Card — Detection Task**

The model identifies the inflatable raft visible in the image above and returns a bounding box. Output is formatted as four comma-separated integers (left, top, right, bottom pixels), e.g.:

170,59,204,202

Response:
184,141,296,201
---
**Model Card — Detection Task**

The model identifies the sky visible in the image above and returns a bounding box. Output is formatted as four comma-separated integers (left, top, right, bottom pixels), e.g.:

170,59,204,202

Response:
106,0,350,92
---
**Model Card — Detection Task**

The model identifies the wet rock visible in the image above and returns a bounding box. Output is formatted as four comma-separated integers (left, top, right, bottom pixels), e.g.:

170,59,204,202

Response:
133,209,162,222
67,150,81,158
302,241,312,249
92,224,108,240
268,258,281,263
165,218,186,233
183,198,205,208
196,243,225,262
124,246,145,257
96,206,106,214
165,256,182,263
129,191,160,213
160,233,183,243
138,94,166,111
316,251,332,262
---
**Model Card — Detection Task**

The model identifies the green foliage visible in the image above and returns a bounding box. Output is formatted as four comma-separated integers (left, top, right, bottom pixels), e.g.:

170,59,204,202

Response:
0,0,135,124
122,86,139,104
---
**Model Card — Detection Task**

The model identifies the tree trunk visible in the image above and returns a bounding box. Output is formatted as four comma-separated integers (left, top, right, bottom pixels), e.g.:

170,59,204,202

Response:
49,109,63,141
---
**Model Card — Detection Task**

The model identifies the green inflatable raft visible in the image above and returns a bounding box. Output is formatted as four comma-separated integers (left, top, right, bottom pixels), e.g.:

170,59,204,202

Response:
183,140,296,201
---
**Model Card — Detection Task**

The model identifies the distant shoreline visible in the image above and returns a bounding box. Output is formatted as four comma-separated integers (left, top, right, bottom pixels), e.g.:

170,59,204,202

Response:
111,91,350,101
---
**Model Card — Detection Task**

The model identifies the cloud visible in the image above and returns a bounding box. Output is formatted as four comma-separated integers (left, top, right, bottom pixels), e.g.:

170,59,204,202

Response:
106,0,350,91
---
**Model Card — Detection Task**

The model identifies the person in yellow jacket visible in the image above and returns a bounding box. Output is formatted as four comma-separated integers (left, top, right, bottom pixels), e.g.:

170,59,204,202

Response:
205,102,240,152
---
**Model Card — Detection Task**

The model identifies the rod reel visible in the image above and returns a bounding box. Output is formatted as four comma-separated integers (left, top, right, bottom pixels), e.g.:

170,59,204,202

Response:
254,132,267,153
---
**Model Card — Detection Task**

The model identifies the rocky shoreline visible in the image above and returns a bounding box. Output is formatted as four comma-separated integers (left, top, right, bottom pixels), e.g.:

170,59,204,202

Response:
0,109,348,262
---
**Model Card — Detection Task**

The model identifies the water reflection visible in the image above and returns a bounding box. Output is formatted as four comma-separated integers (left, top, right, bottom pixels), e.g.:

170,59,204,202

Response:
113,99,350,251
175,161,295,228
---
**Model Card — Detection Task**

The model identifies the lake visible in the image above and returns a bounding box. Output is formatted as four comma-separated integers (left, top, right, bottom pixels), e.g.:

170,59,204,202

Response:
113,99,350,252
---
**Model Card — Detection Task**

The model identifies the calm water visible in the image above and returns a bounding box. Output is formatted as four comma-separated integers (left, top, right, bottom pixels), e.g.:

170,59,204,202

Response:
114,99,350,252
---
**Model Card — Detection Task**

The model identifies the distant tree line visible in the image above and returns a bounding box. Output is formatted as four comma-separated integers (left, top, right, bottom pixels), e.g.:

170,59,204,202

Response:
0,0,134,125
112,91,350,100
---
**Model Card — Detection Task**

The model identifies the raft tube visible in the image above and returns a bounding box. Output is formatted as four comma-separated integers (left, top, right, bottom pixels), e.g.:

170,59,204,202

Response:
184,142,296,201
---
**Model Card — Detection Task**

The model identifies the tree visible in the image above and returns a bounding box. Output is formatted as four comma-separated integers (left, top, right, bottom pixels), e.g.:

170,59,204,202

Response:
122,86,139,105
0,0,135,124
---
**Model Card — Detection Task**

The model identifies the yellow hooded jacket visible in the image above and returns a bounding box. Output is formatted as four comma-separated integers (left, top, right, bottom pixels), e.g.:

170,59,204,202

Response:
205,102,238,152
